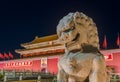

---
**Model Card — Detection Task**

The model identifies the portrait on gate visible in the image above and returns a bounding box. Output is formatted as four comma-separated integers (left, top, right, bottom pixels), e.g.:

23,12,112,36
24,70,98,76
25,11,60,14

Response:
41,57,47,68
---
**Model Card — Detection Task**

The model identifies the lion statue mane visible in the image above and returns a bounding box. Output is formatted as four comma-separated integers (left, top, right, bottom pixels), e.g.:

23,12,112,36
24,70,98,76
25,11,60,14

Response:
56,12,110,82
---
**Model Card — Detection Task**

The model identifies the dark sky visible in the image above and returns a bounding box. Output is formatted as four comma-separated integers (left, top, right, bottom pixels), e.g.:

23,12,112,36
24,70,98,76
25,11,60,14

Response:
0,0,120,58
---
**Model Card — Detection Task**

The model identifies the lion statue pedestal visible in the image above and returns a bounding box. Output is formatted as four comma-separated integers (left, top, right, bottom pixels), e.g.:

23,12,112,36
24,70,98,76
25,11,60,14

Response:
56,12,110,82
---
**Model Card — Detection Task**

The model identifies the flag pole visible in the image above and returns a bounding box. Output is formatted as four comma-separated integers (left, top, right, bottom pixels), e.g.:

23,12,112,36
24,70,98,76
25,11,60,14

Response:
118,32,120,48
119,43,120,48
105,35,107,50
117,32,120,48
8,51,10,60
4,52,5,61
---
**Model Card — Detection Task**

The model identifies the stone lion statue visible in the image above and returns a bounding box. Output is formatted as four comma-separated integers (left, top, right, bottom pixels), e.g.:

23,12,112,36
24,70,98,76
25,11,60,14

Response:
56,12,110,82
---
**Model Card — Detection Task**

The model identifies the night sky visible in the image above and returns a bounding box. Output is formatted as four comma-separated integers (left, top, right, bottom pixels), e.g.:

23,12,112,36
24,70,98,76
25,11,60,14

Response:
0,0,120,58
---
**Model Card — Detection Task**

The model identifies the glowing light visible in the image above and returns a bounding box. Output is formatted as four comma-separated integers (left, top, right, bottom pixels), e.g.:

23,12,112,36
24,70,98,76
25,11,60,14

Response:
104,54,113,61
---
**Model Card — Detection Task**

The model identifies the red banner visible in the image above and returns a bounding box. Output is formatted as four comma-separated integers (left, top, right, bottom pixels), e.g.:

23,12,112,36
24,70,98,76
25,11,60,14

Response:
6,61,33,67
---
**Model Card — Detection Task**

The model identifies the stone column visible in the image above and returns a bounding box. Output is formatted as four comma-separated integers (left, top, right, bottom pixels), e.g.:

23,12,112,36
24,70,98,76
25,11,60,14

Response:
23,69,25,77
37,75,41,82
13,69,16,77
1,68,4,75
4,75,7,82
19,75,22,81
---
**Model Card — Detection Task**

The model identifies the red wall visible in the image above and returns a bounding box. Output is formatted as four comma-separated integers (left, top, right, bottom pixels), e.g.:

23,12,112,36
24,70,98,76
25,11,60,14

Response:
0,57,59,74
0,51,120,74
106,52,120,73
47,58,58,74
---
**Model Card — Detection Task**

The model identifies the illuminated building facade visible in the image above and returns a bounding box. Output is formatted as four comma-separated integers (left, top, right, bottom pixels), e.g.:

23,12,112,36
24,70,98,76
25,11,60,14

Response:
0,34,120,74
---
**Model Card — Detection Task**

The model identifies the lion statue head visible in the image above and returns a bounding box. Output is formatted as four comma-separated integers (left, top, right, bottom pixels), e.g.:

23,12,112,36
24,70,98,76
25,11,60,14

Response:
57,12,100,52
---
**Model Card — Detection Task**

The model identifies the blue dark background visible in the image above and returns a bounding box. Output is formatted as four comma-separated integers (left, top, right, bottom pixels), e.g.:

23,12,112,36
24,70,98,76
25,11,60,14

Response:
0,0,120,58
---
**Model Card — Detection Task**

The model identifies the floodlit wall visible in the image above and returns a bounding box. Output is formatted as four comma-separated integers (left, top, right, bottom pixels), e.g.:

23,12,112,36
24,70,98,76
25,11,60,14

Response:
0,56,59,74
0,49,120,74
106,52,120,73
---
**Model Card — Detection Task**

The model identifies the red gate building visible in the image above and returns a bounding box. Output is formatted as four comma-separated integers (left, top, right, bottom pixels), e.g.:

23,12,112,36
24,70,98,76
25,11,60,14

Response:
0,34,120,74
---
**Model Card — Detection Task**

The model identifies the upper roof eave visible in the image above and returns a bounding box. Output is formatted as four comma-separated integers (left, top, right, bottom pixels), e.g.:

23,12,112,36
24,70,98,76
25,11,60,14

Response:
21,34,58,47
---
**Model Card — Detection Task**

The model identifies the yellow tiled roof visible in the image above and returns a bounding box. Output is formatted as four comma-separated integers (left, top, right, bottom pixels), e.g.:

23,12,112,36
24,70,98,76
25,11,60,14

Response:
22,34,58,45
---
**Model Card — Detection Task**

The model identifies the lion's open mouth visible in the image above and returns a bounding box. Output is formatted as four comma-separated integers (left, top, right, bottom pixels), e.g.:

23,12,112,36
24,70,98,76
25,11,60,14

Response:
72,33,80,41
66,33,80,47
